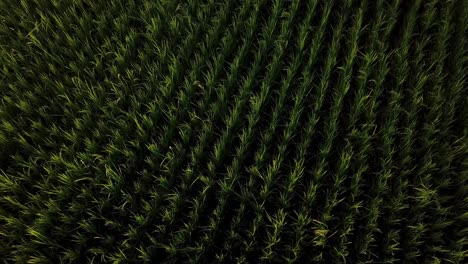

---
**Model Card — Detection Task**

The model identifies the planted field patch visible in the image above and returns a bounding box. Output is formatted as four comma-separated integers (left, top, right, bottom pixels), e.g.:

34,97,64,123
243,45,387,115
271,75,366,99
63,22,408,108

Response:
0,0,466,263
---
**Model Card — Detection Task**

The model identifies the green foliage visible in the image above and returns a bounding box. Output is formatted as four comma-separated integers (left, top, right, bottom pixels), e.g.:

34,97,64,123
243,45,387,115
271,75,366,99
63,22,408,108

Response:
0,0,466,263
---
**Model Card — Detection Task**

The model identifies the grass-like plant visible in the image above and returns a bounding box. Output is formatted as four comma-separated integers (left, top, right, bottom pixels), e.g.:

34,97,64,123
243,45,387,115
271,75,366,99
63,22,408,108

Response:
0,0,466,263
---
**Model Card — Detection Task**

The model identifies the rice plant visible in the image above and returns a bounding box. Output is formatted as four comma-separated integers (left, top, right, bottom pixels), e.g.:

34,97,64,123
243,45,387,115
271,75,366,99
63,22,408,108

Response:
0,0,466,263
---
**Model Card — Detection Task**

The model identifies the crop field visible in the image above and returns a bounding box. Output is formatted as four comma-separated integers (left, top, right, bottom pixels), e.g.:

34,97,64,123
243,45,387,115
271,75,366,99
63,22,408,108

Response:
0,0,467,263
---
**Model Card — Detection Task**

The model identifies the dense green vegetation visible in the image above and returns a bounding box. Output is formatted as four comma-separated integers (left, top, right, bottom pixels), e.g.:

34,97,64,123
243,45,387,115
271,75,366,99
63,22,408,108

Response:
0,0,467,263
